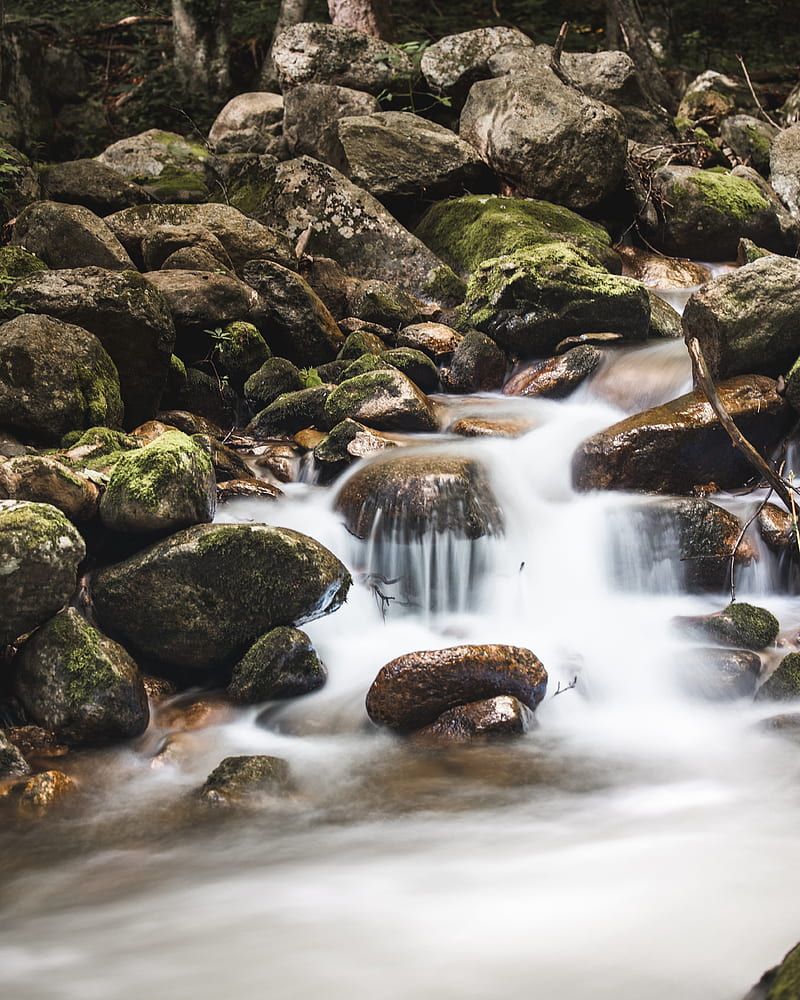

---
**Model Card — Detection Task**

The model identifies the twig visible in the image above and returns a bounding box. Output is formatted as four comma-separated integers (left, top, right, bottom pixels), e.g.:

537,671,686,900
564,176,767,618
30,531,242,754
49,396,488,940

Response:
737,54,783,131
551,676,578,698
686,336,795,510
91,15,171,32
550,22,584,95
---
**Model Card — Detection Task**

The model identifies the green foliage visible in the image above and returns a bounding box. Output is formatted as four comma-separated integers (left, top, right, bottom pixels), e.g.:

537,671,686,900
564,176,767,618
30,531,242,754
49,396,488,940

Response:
298,366,323,388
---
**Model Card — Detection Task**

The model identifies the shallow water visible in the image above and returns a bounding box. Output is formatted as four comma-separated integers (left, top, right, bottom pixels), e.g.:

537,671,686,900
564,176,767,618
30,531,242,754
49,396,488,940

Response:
2,338,799,1000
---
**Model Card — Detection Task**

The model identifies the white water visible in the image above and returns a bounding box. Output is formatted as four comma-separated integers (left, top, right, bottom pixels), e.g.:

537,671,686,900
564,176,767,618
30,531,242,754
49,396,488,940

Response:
3,340,800,1000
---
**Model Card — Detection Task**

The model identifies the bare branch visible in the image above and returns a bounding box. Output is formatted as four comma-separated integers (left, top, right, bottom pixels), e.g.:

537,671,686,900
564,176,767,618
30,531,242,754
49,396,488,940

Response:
737,55,783,131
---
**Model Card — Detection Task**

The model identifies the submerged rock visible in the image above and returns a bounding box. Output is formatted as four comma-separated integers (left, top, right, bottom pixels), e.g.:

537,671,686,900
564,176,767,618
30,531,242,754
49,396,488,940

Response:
679,647,761,701
198,754,291,806
227,626,327,703
2,769,77,818
0,729,31,778
366,644,547,731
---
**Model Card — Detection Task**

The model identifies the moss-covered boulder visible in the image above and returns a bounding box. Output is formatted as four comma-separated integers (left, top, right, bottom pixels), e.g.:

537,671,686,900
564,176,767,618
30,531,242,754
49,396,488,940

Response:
348,280,423,330
415,195,619,276
313,418,397,475
10,201,135,271
756,653,800,702
246,384,333,438
0,455,99,522
89,522,351,669
463,244,650,357
227,626,327,703
381,347,439,393
97,129,210,203
197,754,291,807
0,500,85,644
635,165,800,259
60,426,143,473
719,116,776,178
99,429,215,534
38,158,153,216
213,320,271,391
573,375,792,495
13,608,149,745
244,357,303,411
0,313,123,444
9,268,175,429
366,644,547,732
676,70,754,124
324,369,437,432
677,602,780,650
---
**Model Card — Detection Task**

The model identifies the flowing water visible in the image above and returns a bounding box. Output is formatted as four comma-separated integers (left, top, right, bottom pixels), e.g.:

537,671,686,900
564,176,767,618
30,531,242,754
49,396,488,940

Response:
3,334,800,999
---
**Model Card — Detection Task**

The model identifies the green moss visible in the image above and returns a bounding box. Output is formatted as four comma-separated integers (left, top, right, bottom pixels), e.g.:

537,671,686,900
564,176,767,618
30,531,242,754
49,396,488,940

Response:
0,245,46,279
758,652,800,701
74,358,123,429
0,500,83,553
682,170,770,222
711,601,780,649
421,264,467,305
44,610,118,709
60,426,141,469
765,942,800,999
170,353,187,379
342,354,394,379
216,321,270,388
142,169,210,202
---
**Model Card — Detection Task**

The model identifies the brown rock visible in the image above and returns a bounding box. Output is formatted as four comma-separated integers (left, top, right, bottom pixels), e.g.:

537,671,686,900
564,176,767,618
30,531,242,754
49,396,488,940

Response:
2,769,77,817
758,502,798,556
396,322,462,358
412,695,533,743
616,245,711,288
0,455,99,521
449,417,534,438
503,345,602,398
366,644,547,731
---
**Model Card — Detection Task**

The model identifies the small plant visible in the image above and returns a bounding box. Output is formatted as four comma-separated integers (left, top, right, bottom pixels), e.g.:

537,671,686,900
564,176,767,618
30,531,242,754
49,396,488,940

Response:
298,366,323,388
200,326,235,394
374,40,453,114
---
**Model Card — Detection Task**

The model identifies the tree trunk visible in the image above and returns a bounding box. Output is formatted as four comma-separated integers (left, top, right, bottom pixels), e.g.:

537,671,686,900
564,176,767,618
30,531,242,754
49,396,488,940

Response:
260,0,308,91
605,0,675,112
327,0,394,40
172,0,233,105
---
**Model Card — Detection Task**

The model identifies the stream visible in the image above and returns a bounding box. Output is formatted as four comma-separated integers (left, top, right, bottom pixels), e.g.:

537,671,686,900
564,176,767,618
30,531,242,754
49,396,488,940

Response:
2,326,800,999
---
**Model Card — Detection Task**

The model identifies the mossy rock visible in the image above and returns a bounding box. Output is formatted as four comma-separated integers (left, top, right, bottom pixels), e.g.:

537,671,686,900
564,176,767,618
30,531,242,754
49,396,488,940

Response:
415,194,619,277
227,626,327,703
0,245,46,280
215,321,271,391
756,652,800,702
60,426,143,472
680,602,779,650
745,940,800,1000
13,607,149,746
0,729,31,778
340,354,394,380
246,384,333,438
381,348,439,393
244,357,303,411
336,329,388,361
197,754,291,806
324,369,437,432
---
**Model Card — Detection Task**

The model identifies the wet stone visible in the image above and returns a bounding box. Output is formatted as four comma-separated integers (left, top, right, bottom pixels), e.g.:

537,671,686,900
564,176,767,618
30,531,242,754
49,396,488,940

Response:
197,754,291,807
412,695,533,744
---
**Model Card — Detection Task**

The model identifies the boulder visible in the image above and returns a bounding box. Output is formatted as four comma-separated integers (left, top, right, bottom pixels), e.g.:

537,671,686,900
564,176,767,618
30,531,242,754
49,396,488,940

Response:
395,322,462,359
208,92,284,155
8,268,175,429
323,369,437,432
314,418,397,472
89,522,351,669
616,245,710,288
247,384,333,438
675,602,780,649
463,244,650,357
449,416,533,438
325,111,492,201
757,503,797,557
347,280,426,329
770,122,800,219
3,769,77,817
682,256,800,381
97,129,210,203
212,320,271,391
420,26,534,103
10,201,134,271
270,23,413,94
0,313,122,444
13,608,149,745
444,329,506,393
141,224,233,272
366,644,547,731
335,452,502,540
38,159,153,216
677,70,755,123
244,357,303,411
413,695,533,743
756,652,800,702
719,115,776,177
240,259,344,365
679,647,762,701
0,140,39,224
0,500,85,644
105,203,296,273
0,455,99,521
0,730,30,778
99,429,216,534
572,376,791,494
634,165,800,259
459,67,627,211
204,151,282,220
227,626,327,703
502,345,602,398
198,754,290,806
381,348,439,393
415,194,619,276
261,157,465,306
283,83,380,158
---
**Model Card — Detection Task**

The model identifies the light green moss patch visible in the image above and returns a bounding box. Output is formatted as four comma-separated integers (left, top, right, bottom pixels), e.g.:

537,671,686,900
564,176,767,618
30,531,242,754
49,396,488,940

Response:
682,170,770,222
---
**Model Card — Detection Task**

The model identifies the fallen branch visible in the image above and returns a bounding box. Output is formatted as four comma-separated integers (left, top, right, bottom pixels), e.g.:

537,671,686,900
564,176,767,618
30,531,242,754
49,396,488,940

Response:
550,22,584,95
737,55,783,131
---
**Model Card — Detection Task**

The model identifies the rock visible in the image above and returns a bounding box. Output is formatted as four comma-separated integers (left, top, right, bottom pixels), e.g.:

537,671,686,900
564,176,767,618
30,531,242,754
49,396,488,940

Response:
0,313,123,444
683,256,800,381
197,754,290,806
60,426,144,473
213,321,271,391
99,429,216,534
634,165,800,260
415,194,620,277
38,159,153,216
675,602,779,649
97,129,210,203
244,357,303,411
743,940,800,1000
395,322,462,359
270,23,413,94
503,346,602,398
323,369,437,432
573,376,791,494
348,280,424,329
228,626,326,702
719,115,776,177
216,478,282,503
261,156,465,306
0,455,99,521
459,67,627,211
420,26,535,103
325,111,492,201
13,608,149,745
0,729,31,777
335,452,502,540
448,417,533,438
679,647,762,701
758,503,797,557
247,384,333,438
208,92,284,155
0,500,85,644
770,122,800,220
337,329,389,360
0,141,39,225
381,348,439,393
106,203,296,273
204,151,283,220
412,695,533,743
9,268,175,429
160,367,241,428
615,245,711,288
3,769,77,817
0,245,46,281
677,70,755,123
313,418,397,471
240,259,344,365
9,201,135,271
283,83,380,157
3,725,67,762
463,244,649,357
89,522,351,669
756,652,800,701
445,329,506,393
366,644,547,731
141,224,233,272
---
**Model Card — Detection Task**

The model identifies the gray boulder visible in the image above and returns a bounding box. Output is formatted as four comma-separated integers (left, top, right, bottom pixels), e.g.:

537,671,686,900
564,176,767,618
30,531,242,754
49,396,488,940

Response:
208,92,284,155
89,522,351,669
420,26,534,103
0,500,85,644
97,129,210,203
13,608,149,745
141,224,233,272
283,83,380,158
459,66,627,211
770,123,800,219
719,115,776,177
10,201,134,271
38,159,153,216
